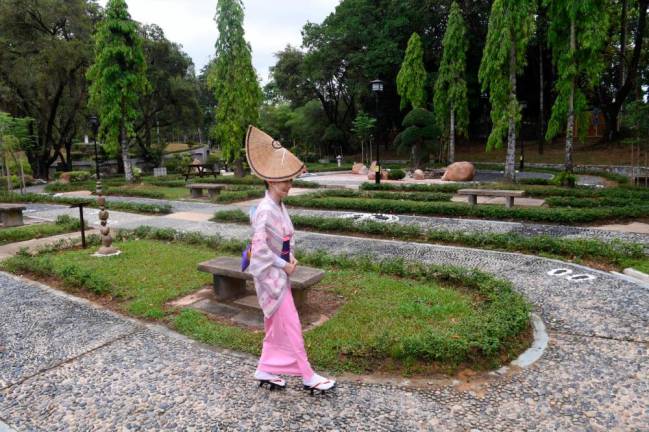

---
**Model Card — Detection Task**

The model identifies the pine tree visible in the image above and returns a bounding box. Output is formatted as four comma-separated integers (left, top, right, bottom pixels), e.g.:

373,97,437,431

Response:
544,0,608,174
209,0,262,176
87,0,149,183
434,1,469,164
396,32,427,111
479,0,536,181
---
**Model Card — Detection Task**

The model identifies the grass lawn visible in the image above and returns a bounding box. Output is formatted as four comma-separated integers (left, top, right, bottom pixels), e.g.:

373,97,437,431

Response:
0,215,82,245
1,234,530,375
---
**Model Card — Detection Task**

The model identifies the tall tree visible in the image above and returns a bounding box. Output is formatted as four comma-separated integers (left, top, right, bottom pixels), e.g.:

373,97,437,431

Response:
0,0,97,179
545,0,608,173
479,0,536,181
397,32,427,111
135,24,201,166
434,2,469,164
598,0,648,140
87,0,149,182
208,0,261,176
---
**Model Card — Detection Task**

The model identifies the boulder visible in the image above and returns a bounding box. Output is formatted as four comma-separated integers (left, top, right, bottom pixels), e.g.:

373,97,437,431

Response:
441,162,475,181
413,169,425,180
359,166,369,175
352,162,366,175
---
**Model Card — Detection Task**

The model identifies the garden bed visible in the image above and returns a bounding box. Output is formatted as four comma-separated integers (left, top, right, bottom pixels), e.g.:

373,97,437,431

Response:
0,227,532,375
0,215,82,245
212,209,647,271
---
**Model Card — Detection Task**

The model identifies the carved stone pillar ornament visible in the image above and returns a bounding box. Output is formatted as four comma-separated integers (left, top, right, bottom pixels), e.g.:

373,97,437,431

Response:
94,179,120,256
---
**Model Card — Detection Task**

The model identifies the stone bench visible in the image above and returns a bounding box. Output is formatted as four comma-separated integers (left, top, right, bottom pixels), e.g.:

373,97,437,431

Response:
186,183,225,198
197,256,325,311
457,188,525,208
0,204,26,227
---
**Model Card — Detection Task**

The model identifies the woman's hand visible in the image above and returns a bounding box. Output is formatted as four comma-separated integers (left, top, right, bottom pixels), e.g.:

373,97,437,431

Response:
284,258,298,275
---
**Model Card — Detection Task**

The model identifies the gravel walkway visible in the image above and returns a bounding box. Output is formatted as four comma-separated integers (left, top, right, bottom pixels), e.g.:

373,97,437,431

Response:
1,211,647,430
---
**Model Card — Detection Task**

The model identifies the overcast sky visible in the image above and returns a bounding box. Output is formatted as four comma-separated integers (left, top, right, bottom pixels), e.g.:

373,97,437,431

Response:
97,0,339,82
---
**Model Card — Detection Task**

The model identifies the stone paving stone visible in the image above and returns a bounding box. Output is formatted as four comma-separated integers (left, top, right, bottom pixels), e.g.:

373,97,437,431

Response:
0,324,646,431
0,273,138,389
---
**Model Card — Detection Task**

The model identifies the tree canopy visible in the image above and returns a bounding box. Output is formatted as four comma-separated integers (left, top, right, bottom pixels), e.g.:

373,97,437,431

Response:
208,0,262,171
396,32,427,111
87,0,149,181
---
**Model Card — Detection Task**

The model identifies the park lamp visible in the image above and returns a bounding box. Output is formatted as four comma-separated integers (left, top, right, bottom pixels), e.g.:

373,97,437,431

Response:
370,79,384,184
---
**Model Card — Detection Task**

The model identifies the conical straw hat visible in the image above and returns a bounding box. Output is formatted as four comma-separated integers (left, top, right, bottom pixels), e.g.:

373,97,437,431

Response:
245,125,305,181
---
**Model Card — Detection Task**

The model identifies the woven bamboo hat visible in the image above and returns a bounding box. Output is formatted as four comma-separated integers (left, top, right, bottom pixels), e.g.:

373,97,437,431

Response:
245,125,305,182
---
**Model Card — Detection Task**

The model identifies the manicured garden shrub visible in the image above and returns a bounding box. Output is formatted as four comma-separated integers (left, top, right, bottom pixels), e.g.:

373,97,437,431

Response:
388,169,406,180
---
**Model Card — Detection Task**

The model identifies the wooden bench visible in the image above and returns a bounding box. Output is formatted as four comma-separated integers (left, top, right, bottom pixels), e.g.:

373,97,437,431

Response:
197,256,325,311
0,204,26,227
457,189,525,208
186,183,225,198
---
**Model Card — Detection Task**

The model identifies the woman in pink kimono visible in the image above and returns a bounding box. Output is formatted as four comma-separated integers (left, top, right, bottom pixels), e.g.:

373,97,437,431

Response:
245,126,336,394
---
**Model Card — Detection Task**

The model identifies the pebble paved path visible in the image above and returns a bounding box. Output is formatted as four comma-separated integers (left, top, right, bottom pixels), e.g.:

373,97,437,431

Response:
1,205,648,430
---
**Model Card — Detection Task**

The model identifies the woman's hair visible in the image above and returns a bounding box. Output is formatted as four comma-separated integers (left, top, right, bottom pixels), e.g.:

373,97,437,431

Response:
264,181,269,190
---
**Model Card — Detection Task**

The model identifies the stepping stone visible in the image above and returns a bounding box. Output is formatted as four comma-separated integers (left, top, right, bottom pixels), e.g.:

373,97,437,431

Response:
232,295,261,310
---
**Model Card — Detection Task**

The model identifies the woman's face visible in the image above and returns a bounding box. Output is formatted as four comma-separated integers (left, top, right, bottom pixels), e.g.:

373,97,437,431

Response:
269,179,293,198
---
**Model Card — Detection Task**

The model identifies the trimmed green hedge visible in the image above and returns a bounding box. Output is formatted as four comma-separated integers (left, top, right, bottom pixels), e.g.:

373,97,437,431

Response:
306,189,452,202
212,209,645,268
214,188,265,203
0,192,172,214
284,195,649,223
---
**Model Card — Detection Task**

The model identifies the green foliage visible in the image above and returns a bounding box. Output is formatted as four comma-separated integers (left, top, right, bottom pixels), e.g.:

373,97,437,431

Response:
396,33,427,110
388,169,406,180
164,154,193,174
544,0,609,142
478,0,536,152
208,0,262,164
552,171,577,188
136,24,201,166
284,194,649,224
87,0,150,157
393,108,439,168
434,2,469,137
0,215,83,246
214,188,265,203
0,0,95,178
0,192,171,214
59,170,92,183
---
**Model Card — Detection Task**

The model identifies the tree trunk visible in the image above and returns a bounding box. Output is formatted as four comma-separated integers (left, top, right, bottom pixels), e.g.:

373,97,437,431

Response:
565,18,576,173
121,125,133,182
449,108,456,164
618,0,627,131
234,158,244,177
504,40,517,182
538,27,545,155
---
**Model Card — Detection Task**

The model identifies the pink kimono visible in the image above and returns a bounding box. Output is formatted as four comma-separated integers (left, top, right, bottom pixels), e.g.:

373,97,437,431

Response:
247,193,314,378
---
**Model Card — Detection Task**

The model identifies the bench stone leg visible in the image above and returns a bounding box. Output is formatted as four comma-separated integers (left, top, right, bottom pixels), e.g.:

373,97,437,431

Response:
506,196,514,208
213,276,246,301
190,188,204,198
207,189,220,199
468,195,477,206
292,289,306,311
2,210,24,227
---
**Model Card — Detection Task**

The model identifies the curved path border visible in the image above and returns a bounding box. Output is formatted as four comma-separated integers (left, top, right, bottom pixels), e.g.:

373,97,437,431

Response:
0,208,647,430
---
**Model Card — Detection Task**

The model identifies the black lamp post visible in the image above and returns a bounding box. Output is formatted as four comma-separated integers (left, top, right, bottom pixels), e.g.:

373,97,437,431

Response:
370,79,384,185
89,116,100,181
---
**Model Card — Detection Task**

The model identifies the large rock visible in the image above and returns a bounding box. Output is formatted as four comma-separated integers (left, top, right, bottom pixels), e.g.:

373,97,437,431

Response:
367,170,388,180
413,169,425,180
441,162,475,181
352,162,366,175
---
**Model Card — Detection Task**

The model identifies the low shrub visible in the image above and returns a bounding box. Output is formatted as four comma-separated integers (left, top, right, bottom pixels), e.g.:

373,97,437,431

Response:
105,186,165,199
214,188,265,203
388,169,406,180
306,189,452,202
